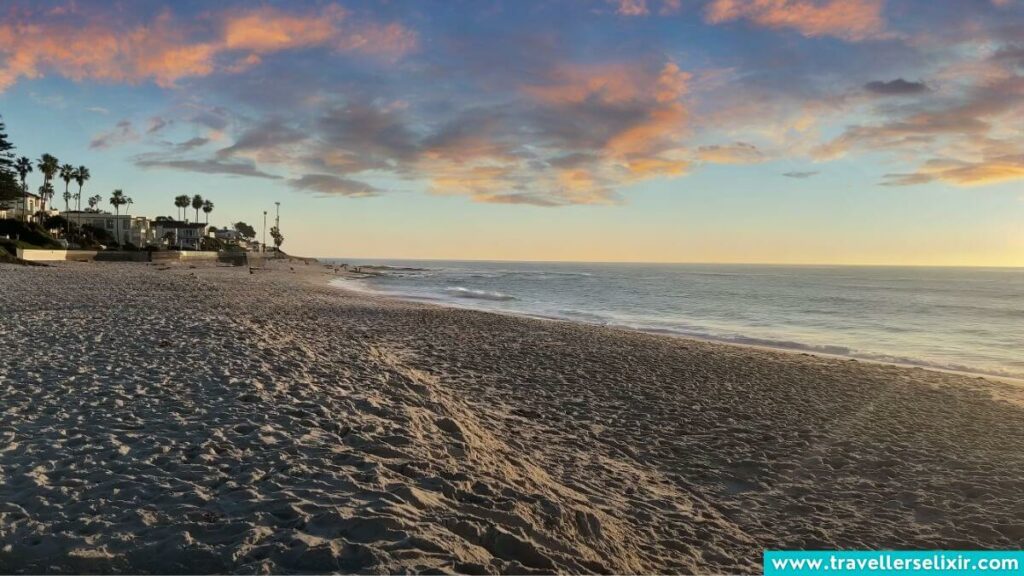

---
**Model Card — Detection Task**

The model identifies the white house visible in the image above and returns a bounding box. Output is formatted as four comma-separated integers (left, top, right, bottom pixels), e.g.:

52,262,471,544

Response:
62,211,155,247
151,220,208,250
2,192,45,221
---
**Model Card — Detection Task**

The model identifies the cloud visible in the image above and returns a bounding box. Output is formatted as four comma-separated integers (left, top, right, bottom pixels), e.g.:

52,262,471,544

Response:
864,78,929,95
704,0,885,41
288,174,381,197
660,0,684,15
175,137,210,151
882,155,1024,187
612,0,650,16
697,142,764,164
147,116,169,134
782,170,820,178
90,119,138,149
134,156,281,179
814,75,1024,160
0,3,418,92
337,22,419,60
222,6,344,53
216,118,307,163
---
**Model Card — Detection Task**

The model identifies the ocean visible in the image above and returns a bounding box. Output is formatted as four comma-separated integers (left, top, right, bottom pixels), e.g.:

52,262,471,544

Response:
328,260,1024,381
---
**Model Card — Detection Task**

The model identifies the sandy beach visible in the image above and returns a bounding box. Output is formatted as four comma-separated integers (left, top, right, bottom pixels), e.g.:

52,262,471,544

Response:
2,259,1024,574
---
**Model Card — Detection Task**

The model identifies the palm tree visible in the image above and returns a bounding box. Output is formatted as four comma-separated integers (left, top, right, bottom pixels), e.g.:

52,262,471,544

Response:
73,166,90,229
109,189,130,247
36,154,59,213
191,194,203,223
59,164,74,210
202,199,214,224
174,194,190,221
15,156,32,222
88,194,102,212
37,182,54,222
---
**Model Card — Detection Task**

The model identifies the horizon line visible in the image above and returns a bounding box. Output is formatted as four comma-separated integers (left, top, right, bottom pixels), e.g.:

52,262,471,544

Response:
318,256,1024,269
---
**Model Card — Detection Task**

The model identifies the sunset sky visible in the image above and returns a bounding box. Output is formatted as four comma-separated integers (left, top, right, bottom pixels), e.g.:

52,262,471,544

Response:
1,0,1022,265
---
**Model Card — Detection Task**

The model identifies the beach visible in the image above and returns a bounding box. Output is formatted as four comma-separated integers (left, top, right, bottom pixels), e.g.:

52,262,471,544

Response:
2,259,1024,574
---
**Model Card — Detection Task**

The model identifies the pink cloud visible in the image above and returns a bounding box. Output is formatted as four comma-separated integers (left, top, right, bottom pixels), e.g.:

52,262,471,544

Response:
0,3,418,92
704,0,885,41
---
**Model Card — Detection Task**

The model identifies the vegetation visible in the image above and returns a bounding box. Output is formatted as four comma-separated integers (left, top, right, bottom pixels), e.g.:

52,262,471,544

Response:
36,154,59,212
0,219,62,248
73,166,90,211
191,194,203,222
201,236,224,251
88,194,102,211
202,199,214,223
270,225,284,249
15,156,32,216
59,164,74,210
0,116,18,206
109,189,132,246
174,195,189,220
234,221,256,240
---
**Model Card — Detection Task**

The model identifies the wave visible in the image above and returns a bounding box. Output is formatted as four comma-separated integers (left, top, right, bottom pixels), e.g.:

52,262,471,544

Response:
444,286,517,301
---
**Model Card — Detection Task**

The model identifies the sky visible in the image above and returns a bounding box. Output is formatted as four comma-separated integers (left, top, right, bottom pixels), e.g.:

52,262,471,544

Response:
0,0,1022,265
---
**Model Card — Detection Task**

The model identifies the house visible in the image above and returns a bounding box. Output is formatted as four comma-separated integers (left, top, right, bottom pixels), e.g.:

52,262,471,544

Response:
2,191,45,221
62,211,155,247
151,220,208,250
212,228,253,250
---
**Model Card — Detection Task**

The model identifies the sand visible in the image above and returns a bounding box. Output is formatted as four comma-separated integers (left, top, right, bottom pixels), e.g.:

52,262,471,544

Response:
2,259,1024,574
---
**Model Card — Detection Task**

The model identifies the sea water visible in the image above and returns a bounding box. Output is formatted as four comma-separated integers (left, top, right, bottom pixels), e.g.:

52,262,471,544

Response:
327,260,1024,380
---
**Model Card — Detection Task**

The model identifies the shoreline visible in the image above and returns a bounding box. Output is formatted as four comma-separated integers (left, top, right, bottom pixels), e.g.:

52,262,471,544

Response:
327,274,1024,387
4,259,1024,573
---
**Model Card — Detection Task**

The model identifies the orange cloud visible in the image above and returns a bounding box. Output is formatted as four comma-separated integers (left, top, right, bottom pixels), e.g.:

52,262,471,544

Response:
705,0,885,41
0,12,216,90
523,63,649,105
884,156,1024,187
605,103,689,158
696,142,764,164
0,4,417,91
222,6,344,52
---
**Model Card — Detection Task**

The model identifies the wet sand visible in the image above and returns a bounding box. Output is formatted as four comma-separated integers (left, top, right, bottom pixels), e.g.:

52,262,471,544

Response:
2,259,1023,574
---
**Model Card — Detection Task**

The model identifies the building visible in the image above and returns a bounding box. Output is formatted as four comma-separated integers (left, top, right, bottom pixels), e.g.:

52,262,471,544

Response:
151,220,208,250
212,227,253,250
2,192,45,221
62,211,155,247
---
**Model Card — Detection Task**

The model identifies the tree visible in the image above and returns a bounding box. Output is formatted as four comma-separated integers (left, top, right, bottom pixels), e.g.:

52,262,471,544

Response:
270,226,284,250
73,166,89,209
0,115,15,177
36,154,59,213
0,116,20,210
37,181,54,220
174,194,189,221
88,194,102,212
73,165,90,229
191,194,203,223
0,172,18,210
15,156,32,221
109,189,131,247
202,199,214,224
59,164,74,210
234,221,256,240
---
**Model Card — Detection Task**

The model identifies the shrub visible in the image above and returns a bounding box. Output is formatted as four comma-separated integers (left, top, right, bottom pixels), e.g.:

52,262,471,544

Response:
0,219,63,248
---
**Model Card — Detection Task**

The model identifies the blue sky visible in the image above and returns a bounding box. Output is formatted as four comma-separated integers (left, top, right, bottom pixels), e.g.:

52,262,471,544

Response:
1,0,1022,264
